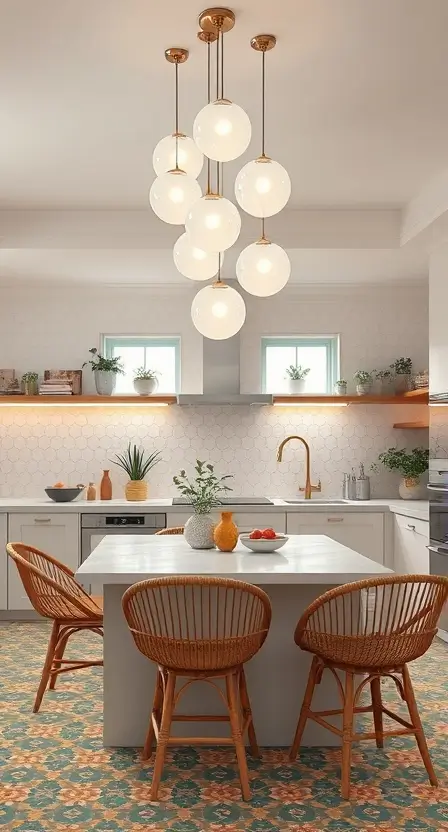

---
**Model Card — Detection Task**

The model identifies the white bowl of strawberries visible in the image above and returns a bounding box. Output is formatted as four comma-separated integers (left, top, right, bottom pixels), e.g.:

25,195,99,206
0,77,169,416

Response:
240,528,289,553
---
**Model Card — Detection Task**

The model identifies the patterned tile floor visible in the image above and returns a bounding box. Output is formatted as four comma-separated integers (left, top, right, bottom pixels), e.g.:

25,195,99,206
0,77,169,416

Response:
1,623,447,832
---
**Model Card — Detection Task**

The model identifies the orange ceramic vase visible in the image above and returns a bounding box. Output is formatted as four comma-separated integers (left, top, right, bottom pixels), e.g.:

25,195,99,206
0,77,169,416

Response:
100,470,112,500
214,511,238,552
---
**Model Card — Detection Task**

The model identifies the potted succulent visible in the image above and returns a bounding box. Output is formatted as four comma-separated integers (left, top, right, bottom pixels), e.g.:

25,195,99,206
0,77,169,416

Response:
133,367,159,397
375,369,394,395
390,357,413,394
83,347,124,396
285,365,310,394
334,379,347,395
112,442,162,501
354,370,373,396
21,371,39,396
377,446,429,499
173,460,233,549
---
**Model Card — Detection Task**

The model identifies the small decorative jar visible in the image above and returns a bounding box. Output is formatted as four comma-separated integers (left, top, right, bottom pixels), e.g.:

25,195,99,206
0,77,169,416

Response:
334,381,347,396
214,511,239,552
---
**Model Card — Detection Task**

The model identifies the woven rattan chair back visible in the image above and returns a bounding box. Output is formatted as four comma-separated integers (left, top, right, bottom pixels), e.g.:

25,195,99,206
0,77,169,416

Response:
295,574,448,668
155,527,184,536
7,542,102,621
122,575,272,672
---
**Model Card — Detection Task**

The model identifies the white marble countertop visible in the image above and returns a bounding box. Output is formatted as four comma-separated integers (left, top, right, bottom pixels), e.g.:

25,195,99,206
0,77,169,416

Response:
0,496,429,521
76,533,392,585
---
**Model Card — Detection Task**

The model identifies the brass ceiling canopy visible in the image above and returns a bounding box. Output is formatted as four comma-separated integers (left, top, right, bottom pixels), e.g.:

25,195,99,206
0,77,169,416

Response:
164,47,189,64
251,34,276,52
198,7,235,34
197,30,218,44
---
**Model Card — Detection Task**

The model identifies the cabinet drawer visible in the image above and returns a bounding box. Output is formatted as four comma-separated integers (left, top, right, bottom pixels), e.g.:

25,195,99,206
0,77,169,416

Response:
394,513,429,540
286,512,384,564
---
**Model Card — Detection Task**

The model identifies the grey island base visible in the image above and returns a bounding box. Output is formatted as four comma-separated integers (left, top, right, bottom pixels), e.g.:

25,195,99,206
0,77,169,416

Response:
76,534,391,748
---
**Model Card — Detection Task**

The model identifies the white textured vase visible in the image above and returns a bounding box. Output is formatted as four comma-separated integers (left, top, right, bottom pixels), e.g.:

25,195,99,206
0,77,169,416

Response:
94,370,116,396
133,377,158,396
398,477,425,500
184,514,216,550
356,383,371,396
287,378,306,394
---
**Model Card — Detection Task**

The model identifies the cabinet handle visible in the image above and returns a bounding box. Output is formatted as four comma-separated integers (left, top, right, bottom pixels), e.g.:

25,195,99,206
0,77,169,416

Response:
327,517,344,523
34,517,51,523
406,524,416,531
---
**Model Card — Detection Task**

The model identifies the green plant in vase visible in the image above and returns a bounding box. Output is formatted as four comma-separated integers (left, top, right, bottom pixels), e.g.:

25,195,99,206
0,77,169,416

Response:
112,442,162,501
173,460,233,549
353,370,373,396
285,365,310,394
376,446,429,499
22,372,39,396
133,367,159,397
83,347,124,396
390,357,413,393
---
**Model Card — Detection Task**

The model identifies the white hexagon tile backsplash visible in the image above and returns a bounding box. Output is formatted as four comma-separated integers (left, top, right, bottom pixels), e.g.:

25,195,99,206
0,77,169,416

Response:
0,405,427,498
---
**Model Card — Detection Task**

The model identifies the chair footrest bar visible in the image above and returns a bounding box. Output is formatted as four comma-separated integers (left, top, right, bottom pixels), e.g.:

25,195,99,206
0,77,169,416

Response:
382,706,414,730
166,737,235,746
171,714,230,722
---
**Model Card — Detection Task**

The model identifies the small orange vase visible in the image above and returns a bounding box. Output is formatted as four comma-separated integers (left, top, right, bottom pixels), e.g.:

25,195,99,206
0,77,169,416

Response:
100,470,112,500
214,511,238,552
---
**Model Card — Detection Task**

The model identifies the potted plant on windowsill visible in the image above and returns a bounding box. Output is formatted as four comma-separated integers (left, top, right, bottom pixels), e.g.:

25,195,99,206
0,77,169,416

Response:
133,367,159,397
376,446,429,499
390,357,413,394
112,442,162,501
334,379,347,396
173,460,233,549
83,347,124,396
375,369,394,395
21,372,39,396
354,370,373,396
285,365,310,394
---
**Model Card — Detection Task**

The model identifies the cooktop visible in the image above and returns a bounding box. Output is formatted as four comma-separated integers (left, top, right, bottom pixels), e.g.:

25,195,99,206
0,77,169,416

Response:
172,497,273,506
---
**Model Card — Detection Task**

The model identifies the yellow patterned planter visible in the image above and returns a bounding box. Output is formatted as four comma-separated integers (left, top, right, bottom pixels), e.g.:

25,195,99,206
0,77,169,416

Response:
125,480,148,501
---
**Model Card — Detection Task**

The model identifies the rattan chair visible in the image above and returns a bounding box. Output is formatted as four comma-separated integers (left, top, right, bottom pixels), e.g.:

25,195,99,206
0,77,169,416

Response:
155,527,184,535
7,542,103,713
122,575,272,801
289,574,448,799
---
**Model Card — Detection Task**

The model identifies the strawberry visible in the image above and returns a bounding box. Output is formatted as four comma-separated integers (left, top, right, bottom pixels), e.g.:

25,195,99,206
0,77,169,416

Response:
249,529,263,540
262,528,276,540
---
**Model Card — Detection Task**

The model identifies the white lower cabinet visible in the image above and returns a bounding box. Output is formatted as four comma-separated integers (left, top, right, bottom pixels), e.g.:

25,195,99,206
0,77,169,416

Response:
0,514,7,610
7,512,80,610
393,513,429,574
165,511,287,535
286,512,385,564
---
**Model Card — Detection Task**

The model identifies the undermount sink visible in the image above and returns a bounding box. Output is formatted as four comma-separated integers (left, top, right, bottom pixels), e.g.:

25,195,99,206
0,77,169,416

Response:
284,499,348,504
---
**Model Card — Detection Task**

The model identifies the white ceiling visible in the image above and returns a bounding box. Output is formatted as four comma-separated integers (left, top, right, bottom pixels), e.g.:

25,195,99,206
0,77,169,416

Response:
0,0,448,209
0,246,427,286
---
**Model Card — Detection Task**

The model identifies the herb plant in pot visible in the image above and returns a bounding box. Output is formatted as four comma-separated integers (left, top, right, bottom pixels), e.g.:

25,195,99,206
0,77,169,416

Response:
112,443,162,501
375,369,394,395
22,371,39,396
334,379,347,395
83,348,124,396
354,370,373,396
133,367,159,397
173,460,233,549
391,357,413,394
285,365,310,394
377,446,429,499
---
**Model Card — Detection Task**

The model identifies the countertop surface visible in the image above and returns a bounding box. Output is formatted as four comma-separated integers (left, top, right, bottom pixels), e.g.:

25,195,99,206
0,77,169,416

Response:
0,496,429,520
76,533,392,585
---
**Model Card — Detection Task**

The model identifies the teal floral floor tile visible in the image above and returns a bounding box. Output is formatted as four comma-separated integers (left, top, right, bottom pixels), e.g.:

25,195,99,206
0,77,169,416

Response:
0,622,447,831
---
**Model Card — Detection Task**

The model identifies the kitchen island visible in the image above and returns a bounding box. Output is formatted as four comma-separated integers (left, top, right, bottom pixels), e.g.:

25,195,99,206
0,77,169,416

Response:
77,533,391,747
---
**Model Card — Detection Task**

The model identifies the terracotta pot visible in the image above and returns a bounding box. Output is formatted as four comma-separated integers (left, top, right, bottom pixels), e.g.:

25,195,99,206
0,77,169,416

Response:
214,511,239,552
125,480,148,501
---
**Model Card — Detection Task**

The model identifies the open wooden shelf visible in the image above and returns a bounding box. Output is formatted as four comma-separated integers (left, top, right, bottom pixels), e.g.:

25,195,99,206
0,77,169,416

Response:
393,420,429,429
273,389,429,406
0,395,177,406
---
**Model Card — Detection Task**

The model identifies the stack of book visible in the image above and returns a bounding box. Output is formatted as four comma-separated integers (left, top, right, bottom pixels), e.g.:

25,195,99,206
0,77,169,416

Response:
39,380,73,396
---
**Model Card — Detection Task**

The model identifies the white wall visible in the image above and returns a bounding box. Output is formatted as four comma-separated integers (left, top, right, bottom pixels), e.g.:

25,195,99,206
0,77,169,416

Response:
429,240,448,396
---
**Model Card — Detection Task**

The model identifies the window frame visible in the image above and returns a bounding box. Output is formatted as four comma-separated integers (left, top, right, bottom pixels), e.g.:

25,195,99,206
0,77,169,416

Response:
102,334,181,393
261,335,340,394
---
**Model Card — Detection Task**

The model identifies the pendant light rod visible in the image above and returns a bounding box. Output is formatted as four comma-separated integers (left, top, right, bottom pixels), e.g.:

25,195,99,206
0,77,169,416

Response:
164,47,189,171
250,34,276,158
197,31,217,194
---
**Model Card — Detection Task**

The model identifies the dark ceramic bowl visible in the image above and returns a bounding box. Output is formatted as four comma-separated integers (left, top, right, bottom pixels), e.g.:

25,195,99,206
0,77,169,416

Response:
45,487,84,503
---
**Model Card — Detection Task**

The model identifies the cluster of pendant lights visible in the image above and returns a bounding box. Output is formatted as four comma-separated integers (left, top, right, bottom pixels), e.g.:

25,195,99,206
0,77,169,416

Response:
149,8,291,340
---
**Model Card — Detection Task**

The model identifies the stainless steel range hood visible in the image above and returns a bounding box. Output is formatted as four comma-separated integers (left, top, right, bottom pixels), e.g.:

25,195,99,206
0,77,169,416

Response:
177,334,272,406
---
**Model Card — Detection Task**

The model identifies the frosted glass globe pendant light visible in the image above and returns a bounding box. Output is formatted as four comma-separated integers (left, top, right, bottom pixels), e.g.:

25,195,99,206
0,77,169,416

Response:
235,35,291,218
191,257,246,339
149,48,201,225
193,8,251,162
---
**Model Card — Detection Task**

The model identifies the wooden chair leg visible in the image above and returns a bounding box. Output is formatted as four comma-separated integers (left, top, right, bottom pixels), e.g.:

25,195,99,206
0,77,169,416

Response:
289,654,320,761
143,669,165,761
150,671,176,801
370,676,384,749
49,627,71,690
239,667,260,758
33,620,60,713
402,664,438,787
341,671,354,800
226,671,251,801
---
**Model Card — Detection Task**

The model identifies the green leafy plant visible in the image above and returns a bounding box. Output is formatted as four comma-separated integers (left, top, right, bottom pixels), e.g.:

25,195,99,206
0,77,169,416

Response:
377,447,429,480
83,348,124,374
336,379,347,386
173,460,233,515
112,443,162,481
375,369,393,380
134,367,159,380
21,372,38,382
391,357,412,375
354,370,372,384
285,365,310,381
